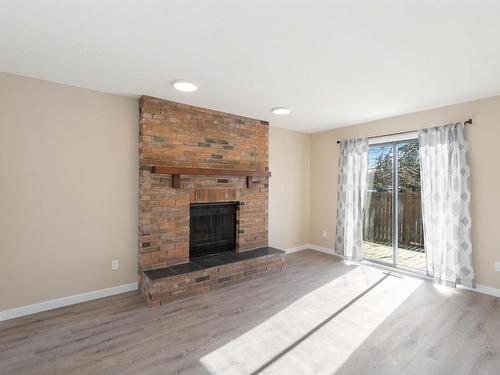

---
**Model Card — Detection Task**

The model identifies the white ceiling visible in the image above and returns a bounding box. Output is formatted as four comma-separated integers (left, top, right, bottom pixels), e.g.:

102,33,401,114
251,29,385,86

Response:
1,1,500,133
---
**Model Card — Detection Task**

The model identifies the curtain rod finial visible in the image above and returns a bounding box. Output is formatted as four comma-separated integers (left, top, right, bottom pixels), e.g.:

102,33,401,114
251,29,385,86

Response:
465,119,472,125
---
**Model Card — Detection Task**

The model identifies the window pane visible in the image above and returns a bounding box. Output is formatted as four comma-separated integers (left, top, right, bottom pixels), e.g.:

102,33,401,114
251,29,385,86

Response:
397,142,425,270
363,144,393,264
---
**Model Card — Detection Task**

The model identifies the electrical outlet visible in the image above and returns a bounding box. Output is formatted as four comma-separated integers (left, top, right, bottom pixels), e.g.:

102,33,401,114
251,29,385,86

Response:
112,259,119,271
322,230,327,238
495,261,500,273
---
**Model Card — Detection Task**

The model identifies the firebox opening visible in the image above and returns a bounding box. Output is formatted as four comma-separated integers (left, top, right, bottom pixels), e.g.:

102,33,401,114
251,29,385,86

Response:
189,202,237,259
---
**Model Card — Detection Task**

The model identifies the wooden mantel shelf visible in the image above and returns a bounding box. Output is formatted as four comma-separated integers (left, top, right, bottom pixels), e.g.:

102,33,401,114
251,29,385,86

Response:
151,166,271,188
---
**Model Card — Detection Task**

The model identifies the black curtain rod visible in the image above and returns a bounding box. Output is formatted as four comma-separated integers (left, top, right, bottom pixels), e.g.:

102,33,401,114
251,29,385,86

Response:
336,118,472,144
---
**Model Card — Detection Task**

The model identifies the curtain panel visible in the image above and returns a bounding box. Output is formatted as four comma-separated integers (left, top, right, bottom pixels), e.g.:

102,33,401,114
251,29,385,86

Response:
419,123,474,287
335,138,369,260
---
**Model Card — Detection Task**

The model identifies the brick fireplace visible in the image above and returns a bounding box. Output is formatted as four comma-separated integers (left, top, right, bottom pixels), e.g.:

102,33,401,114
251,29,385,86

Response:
138,96,285,306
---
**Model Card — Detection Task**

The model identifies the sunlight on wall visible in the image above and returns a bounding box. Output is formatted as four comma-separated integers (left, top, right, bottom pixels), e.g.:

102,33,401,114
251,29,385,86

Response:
200,266,422,374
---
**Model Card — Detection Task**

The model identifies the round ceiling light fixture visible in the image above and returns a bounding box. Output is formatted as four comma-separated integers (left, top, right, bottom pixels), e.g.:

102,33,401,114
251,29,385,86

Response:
172,80,198,92
271,107,291,115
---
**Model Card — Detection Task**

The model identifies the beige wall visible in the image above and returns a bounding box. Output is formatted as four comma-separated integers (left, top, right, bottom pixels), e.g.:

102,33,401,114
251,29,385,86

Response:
310,95,500,289
0,74,311,312
269,127,310,249
2,71,497,311
0,73,139,310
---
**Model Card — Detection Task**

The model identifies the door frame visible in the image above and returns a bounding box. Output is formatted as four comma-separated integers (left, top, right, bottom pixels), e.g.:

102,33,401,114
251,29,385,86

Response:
363,137,425,274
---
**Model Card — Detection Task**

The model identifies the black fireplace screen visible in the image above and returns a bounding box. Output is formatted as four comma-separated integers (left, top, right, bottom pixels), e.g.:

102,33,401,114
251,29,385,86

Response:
189,202,237,258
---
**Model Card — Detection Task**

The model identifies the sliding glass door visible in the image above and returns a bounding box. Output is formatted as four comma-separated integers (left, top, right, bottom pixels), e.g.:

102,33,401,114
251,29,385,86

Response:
363,139,425,271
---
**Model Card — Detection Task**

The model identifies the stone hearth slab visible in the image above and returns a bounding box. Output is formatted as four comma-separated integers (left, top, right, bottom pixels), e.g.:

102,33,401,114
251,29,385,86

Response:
191,253,231,269
169,262,203,275
144,247,284,280
142,267,177,280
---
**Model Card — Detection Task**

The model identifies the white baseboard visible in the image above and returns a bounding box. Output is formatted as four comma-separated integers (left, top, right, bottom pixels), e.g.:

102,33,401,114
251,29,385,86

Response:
459,284,500,298
2,250,498,322
285,245,500,299
0,282,138,322
284,244,312,254
285,244,337,255
307,244,337,255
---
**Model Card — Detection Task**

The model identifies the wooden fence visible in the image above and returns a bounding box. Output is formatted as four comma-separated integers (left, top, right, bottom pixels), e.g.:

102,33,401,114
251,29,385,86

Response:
363,192,424,250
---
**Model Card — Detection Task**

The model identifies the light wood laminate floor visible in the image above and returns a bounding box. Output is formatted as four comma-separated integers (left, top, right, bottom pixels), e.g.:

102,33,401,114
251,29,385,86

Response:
1,250,499,374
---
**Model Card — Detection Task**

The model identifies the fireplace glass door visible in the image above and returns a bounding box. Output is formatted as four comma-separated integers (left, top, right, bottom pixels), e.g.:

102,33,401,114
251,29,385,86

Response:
190,202,237,258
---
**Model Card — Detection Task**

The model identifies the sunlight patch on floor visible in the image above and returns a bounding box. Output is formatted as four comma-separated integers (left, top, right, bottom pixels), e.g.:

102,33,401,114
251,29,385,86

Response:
200,266,423,374
433,282,460,296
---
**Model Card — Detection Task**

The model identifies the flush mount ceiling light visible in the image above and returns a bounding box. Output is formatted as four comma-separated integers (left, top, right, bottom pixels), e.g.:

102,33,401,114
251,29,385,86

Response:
172,80,198,92
271,107,291,115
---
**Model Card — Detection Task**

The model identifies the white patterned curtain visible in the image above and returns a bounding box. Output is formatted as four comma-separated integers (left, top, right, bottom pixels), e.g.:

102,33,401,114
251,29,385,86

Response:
419,123,474,287
335,138,369,260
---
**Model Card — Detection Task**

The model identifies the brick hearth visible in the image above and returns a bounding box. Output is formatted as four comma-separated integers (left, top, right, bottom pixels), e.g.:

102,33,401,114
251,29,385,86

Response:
143,247,285,307
138,96,284,305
